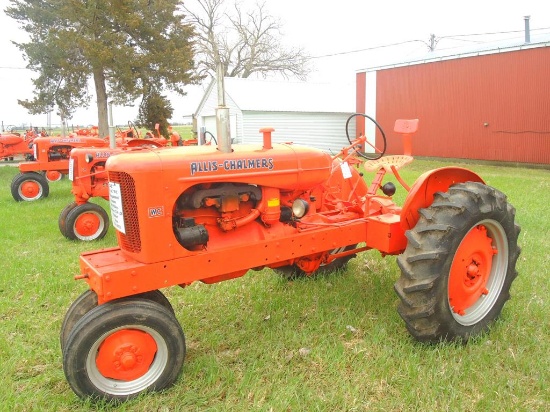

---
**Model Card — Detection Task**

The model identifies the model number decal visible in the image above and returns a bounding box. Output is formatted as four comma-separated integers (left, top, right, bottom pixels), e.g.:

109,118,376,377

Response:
148,206,164,218
190,158,274,176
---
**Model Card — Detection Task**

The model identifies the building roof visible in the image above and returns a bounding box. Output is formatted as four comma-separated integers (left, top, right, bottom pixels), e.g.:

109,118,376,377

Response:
197,77,355,114
359,34,550,72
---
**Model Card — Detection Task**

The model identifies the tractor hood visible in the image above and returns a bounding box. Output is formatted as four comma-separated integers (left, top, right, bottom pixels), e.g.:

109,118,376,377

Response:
106,143,333,191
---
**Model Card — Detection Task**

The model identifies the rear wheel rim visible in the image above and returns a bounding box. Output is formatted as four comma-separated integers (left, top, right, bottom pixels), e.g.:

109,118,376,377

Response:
448,220,508,325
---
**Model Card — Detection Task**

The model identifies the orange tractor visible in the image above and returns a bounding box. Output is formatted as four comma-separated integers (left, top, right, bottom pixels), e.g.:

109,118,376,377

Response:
59,144,165,241
0,128,38,161
10,123,167,202
10,135,109,201
61,115,520,401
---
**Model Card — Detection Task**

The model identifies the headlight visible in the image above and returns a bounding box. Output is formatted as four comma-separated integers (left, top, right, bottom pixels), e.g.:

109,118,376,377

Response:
292,199,309,218
85,153,93,163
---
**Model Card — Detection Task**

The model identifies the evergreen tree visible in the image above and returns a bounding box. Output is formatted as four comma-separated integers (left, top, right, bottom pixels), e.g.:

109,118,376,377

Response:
137,90,173,138
6,0,201,137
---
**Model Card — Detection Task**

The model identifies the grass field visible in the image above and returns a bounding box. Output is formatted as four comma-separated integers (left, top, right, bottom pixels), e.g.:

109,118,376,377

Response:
0,158,548,411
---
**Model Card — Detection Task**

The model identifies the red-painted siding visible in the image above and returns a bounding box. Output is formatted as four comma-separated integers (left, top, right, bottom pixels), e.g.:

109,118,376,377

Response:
358,46,550,164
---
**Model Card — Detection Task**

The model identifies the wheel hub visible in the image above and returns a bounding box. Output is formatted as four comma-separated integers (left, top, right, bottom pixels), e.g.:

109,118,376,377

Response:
96,329,157,381
449,225,496,316
20,181,40,198
75,212,101,236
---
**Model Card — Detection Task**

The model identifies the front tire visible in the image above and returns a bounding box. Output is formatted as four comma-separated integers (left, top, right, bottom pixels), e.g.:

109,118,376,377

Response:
394,182,520,343
60,289,176,351
64,203,109,241
58,202,79,238
63,298,185,401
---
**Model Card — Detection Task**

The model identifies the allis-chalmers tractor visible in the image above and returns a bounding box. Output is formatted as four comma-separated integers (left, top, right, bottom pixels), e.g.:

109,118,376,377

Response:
59,145,156,241
58,127,173,241
10,123,167,202
60,115,520,402
10,135,109,201
0,129,36,161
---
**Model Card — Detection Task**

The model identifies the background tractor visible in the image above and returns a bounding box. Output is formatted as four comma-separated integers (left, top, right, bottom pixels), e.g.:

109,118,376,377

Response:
10,135,109,201
0,128,38,161
10,123,168,202
59,143,165,241
60,115,520,402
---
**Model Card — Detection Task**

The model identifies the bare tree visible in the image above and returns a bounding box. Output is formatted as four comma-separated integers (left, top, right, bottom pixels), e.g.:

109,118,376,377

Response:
183,0,311,80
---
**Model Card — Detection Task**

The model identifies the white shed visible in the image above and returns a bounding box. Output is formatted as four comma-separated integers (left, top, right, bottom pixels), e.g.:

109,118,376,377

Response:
194,77,356,154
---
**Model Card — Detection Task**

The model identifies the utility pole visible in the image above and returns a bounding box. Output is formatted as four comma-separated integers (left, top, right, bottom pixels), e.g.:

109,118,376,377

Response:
428,34,438,51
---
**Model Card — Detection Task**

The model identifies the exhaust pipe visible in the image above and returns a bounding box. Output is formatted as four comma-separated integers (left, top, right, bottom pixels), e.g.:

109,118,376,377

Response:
524,15,531,43
216,65,232,153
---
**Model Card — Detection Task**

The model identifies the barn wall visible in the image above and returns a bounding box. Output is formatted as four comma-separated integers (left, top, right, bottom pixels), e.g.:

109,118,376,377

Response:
240,111,355,154
358,46,550,164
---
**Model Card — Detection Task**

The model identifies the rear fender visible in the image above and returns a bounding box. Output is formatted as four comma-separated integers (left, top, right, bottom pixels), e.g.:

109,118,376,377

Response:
400,167,484,231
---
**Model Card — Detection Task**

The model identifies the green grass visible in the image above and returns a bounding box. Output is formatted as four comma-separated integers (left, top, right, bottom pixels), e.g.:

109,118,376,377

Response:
0,159,548,411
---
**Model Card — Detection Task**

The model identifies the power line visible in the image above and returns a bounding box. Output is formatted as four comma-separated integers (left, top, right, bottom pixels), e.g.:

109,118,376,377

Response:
310,26,550,59
310,40,429,59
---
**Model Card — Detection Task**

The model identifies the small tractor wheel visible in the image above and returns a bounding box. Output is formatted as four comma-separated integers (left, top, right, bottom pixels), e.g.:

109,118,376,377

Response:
45,170,63,181
275,244,357,280
65,203,110,241
62,298,185,401
60,289,175,351
58,202,79,238
394,182,520,343
10,172,49,201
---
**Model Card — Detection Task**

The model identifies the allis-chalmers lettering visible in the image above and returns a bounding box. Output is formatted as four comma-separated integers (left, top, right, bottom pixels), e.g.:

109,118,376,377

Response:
190,157,274,176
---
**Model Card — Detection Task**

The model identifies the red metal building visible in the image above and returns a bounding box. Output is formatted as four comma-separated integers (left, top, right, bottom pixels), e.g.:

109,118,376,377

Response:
356,40,550,165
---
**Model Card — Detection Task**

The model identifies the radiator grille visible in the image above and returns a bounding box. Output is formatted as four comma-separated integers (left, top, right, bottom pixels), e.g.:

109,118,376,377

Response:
109,171,141,253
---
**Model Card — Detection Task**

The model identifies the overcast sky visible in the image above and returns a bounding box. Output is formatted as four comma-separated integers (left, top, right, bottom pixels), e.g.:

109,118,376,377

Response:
1,0,549,129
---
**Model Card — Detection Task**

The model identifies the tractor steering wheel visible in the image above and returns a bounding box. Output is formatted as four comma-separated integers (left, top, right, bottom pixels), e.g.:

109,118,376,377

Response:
128,121,141,139
345,113,387,160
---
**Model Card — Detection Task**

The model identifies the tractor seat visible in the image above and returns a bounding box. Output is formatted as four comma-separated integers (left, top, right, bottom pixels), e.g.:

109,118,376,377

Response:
364,154,413,173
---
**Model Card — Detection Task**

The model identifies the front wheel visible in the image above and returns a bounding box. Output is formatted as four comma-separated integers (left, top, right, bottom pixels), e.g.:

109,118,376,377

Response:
394,182,520,343
64,203,109,241
10,172,49,201
62,298,185,401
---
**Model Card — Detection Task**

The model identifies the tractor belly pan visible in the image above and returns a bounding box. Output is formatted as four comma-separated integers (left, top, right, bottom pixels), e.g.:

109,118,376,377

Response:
80,220,369,303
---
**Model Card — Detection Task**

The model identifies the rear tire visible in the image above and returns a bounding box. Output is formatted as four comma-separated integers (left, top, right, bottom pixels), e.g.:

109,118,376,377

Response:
62,298,185,401
394,182,520,343
10,172,49,201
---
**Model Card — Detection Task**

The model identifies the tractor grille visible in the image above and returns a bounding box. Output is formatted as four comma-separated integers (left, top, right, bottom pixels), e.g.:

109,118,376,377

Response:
109,171,141,253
